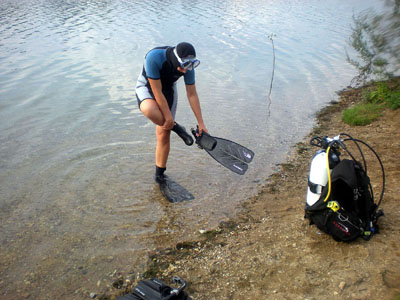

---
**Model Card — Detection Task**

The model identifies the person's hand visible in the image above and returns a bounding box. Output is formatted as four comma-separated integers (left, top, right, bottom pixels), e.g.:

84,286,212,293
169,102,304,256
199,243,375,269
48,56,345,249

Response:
162,117,175,131
197,123,208,136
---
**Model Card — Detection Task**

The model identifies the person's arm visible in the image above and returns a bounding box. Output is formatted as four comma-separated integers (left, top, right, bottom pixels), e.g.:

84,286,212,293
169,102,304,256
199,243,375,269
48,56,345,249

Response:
186,84,207,135
148,78,175,130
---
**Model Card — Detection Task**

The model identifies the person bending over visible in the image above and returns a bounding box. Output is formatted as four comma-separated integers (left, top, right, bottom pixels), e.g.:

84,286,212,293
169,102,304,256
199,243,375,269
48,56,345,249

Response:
136,42,207,182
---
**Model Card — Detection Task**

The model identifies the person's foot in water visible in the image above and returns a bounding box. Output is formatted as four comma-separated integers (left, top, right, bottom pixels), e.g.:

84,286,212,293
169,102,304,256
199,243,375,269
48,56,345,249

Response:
154,166,167,184
172,122,193,146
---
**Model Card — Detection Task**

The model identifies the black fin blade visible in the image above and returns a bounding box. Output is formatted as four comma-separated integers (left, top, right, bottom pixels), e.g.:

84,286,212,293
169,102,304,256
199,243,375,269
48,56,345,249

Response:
204,137,254,175
213,137,255,163
205,145,248,175
191,127,255,175
158,177,195,203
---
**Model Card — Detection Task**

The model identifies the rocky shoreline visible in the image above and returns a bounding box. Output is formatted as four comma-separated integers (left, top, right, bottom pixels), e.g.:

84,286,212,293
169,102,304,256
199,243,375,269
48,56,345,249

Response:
102,80,400,300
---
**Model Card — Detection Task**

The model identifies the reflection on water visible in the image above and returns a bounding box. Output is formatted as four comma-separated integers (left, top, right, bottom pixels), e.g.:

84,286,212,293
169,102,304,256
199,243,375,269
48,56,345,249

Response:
0,0,379,298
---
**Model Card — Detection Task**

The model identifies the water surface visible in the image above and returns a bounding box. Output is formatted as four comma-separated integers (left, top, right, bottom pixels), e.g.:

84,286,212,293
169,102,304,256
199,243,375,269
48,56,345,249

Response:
0,0,379,298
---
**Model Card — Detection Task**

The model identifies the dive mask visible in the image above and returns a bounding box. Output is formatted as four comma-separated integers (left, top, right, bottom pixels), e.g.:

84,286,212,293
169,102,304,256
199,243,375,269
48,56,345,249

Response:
173,47,200,70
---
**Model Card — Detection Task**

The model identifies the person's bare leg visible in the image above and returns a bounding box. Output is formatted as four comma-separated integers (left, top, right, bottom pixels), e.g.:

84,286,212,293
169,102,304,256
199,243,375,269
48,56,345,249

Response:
140,99,192,146
139,99,170,178
155,125,171,168
140,99,164,126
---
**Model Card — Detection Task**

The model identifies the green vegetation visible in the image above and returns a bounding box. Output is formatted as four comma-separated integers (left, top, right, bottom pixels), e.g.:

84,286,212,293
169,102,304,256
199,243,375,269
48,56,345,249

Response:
343,1,399,125
363,81,400,109
342,102,383,126
386,90,400,110
342,80,400,126
346,0,399,86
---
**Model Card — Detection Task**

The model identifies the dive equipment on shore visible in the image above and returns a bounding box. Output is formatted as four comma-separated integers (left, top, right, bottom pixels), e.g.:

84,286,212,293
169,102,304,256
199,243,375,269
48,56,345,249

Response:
306,136,341,206
191,126,255,175
117,276,192,300
305,134,385,242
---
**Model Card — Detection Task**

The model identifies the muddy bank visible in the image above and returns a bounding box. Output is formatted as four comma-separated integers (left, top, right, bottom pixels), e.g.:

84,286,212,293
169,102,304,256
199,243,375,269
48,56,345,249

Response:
103,80,400,300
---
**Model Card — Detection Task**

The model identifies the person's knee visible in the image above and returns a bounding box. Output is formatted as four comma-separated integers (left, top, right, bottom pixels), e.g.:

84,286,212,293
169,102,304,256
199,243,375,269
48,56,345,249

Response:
156,127,171,144
140,99,154,115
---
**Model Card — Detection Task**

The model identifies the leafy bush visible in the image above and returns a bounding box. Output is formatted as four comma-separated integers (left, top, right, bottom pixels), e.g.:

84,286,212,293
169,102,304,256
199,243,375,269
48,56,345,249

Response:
363,81,400,109
347,1,400,86
363,82,390,103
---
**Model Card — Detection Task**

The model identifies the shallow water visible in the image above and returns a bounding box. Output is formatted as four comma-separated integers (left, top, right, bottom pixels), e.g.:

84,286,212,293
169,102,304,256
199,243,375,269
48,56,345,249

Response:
0,0,380,298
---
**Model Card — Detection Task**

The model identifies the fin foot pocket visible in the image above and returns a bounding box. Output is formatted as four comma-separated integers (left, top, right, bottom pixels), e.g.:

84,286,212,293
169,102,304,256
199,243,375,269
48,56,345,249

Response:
195,131,217,151
172,123,193,146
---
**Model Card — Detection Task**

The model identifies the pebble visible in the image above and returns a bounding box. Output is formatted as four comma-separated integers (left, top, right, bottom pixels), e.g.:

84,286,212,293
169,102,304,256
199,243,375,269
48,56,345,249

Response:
339,281,346,290
90,292,97,299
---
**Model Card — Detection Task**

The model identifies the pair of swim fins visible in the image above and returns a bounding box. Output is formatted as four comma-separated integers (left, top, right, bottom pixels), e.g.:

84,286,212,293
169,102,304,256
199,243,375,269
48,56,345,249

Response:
155,127,255,203
117,276,191,300
191,127,255,175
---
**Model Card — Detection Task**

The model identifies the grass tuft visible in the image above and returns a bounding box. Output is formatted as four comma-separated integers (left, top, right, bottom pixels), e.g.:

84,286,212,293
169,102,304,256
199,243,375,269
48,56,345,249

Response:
342,102,383,126
342,80,399,126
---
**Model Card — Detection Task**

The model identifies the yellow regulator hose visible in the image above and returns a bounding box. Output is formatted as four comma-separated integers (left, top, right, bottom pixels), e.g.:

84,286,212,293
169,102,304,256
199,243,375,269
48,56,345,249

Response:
323,146,332,202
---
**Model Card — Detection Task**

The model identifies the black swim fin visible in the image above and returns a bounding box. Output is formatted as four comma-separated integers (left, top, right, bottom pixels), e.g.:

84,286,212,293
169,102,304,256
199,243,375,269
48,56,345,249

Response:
117,276,191,300
155,175,195,203
191,127,255,175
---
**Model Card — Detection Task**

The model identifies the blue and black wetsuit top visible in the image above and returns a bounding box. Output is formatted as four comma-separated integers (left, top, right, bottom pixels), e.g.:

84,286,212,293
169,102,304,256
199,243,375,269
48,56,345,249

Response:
136,46,195,109
144,46,195,86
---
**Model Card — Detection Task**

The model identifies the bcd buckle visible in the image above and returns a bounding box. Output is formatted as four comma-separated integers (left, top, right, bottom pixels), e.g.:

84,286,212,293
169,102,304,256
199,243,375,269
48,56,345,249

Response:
327,201,340,212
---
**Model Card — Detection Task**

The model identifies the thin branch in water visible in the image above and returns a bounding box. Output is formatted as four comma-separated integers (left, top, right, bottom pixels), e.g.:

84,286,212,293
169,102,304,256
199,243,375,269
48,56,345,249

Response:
267,33,276,117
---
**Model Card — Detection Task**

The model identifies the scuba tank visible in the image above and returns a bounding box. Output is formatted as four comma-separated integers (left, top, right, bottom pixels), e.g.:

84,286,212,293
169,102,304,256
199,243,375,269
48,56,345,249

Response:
306,136,341,207
305,133,385,242
306,150,329,206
